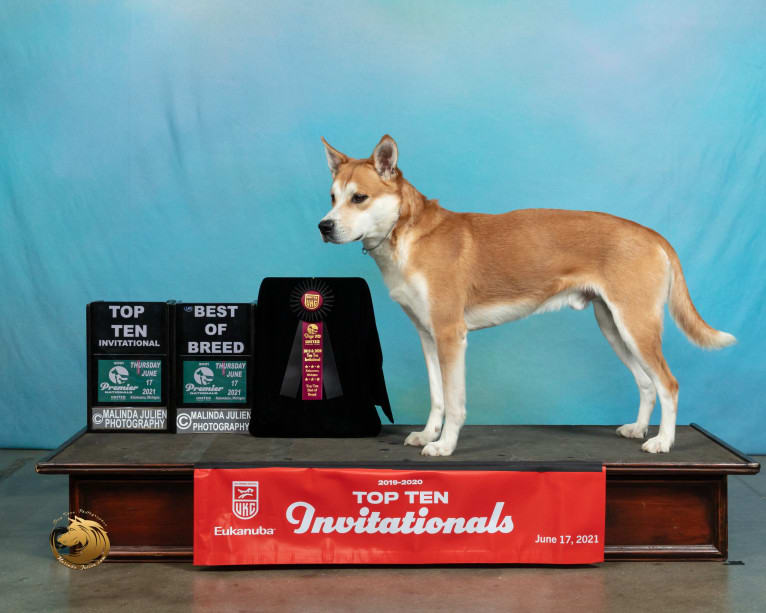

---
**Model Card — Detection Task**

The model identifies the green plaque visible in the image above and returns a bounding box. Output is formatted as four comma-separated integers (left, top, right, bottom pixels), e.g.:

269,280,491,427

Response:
183,360,247,404
97,359,162,403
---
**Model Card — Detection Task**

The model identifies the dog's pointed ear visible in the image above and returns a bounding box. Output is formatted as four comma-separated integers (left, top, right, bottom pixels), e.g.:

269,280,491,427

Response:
372,134,398,179
321,137,348,177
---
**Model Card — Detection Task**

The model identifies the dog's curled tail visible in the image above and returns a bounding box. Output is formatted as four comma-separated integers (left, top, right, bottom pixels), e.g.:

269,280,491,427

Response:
664,246,736,349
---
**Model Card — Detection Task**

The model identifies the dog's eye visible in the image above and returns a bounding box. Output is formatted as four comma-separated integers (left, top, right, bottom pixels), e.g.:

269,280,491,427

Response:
351,193,368,204
330,193,335,203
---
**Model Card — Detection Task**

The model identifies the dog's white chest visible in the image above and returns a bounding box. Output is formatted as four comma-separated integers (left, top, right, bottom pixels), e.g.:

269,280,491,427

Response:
372,242,431,331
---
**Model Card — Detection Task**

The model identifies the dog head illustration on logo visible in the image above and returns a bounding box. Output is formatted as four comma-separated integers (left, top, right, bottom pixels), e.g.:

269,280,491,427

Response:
50,514,110,569
193,366,215,386
232,481,259,520
108,365,129,385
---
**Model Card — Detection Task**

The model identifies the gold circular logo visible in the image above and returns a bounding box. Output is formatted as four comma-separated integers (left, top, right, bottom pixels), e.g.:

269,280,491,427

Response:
301,291,323,312
50,511,110,569
306,323,319,335
290,280,334,322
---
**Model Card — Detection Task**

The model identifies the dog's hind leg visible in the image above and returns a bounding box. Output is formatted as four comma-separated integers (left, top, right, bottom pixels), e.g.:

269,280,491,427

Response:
593,299,656,440
605,298,679,453
404,329,445,446
422,321,467,457
637,342,678,453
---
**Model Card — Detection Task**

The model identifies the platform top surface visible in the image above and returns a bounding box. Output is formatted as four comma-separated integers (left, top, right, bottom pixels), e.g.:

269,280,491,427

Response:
37,425,758,473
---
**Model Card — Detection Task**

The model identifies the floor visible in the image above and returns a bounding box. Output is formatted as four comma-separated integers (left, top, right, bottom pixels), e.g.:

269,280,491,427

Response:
1,448,764,613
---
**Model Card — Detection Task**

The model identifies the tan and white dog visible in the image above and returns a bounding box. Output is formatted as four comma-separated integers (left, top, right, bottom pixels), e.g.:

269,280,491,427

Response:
318,135,735,456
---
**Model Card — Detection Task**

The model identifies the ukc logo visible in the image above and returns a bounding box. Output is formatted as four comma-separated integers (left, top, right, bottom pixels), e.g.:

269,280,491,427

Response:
301,291,323,311
232,481,259,519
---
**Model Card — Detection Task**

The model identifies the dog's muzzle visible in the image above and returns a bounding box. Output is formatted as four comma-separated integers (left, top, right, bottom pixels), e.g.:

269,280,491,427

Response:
318,219,335,242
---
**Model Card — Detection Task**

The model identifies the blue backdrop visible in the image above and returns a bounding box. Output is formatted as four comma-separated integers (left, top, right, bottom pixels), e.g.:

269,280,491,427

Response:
2,1,764,451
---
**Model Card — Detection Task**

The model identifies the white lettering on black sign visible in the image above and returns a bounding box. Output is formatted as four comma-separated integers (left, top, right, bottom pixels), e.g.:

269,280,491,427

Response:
187,341,245,354
97,304,160,348
194,305,239,318
187,305,243,354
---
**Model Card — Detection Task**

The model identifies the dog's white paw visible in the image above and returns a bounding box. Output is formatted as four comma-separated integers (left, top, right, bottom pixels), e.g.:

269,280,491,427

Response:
404,430,439,447
616,423,647,439
421,441,455,457
641,435,672,454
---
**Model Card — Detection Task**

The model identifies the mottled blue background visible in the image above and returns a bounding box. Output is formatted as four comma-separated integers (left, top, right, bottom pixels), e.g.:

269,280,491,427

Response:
1,1,764,451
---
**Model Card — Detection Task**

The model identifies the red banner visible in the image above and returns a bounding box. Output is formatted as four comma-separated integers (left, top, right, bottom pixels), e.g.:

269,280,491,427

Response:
194,467,605,566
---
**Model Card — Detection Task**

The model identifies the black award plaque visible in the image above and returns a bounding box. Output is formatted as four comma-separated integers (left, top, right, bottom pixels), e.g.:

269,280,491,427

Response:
174,302,254,433
87,301,174,432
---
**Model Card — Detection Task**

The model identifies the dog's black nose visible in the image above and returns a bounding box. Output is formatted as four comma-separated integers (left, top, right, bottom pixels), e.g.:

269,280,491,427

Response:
318,220,335,235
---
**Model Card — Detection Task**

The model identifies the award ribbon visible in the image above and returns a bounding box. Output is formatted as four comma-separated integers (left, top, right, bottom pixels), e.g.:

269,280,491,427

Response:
280,283,342,401
301,321,323,400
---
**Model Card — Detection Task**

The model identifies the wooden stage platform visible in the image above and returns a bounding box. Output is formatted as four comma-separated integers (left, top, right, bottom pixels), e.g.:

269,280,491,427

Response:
36,424,759,563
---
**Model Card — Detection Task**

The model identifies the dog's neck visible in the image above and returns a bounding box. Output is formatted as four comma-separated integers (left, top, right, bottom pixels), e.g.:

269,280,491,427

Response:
363,174,441,266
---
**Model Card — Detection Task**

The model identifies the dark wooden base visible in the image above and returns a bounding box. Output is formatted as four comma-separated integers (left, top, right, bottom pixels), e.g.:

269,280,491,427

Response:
38,424,759,563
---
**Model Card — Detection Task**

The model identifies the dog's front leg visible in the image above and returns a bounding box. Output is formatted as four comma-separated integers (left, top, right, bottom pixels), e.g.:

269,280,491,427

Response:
404,328,444,447
421,323,467,457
